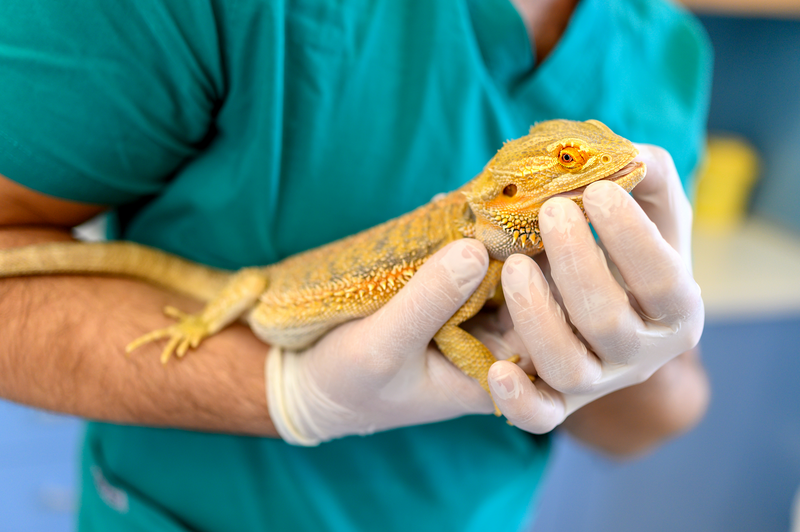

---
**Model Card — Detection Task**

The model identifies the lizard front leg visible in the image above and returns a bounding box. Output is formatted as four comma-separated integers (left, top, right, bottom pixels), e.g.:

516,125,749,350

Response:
433,259,523,415
126,268,268,363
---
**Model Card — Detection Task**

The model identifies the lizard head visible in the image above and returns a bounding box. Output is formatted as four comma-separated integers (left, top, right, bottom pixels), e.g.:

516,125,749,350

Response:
462,119,646,260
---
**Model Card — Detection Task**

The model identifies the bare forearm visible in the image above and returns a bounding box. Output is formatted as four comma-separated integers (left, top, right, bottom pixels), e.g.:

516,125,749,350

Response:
561,348,709,457
0,227,277,437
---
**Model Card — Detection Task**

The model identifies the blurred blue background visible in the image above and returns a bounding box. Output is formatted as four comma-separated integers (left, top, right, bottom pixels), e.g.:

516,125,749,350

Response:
700,15,800,233
1,7,800,532
0,404,80,531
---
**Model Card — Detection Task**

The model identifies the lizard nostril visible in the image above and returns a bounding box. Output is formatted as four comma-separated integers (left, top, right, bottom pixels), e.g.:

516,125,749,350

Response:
503,184,517,197
601,155,611,163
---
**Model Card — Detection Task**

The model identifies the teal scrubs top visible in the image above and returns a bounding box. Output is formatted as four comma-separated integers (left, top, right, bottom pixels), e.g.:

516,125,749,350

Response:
0,0,711,530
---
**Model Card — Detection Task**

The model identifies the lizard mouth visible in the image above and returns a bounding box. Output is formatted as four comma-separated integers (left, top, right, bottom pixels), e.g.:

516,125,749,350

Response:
550,161,645,200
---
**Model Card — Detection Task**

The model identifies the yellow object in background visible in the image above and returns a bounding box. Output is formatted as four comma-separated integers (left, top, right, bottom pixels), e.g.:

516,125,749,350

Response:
694,136,760,231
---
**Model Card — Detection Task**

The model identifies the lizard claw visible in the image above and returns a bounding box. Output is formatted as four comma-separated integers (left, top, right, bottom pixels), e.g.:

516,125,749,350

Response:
126,306,210,363
506,354,536,382
163,306,190,320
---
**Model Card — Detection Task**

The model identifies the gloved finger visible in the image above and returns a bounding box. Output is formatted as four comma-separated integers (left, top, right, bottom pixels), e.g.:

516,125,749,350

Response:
501,253,602,393
537,197,645,365
583,180,703,336
356,238,489,375
532,254,575,330
424,346,496,415
630,144,694,266
488,360,565,433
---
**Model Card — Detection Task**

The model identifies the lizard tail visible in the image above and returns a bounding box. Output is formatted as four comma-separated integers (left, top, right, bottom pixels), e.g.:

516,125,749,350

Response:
0,241,233,302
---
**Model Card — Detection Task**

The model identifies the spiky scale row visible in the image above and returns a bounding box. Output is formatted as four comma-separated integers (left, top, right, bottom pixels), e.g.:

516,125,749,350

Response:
269,257,427,312
494,211,540,248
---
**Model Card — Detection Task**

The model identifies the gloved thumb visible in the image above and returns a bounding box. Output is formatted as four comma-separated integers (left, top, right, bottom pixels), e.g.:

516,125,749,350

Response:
632,143,694,267
364,239,489,364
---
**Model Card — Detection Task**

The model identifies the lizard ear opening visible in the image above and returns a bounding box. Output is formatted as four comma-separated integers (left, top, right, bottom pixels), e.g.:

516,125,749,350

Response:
503,184,517,197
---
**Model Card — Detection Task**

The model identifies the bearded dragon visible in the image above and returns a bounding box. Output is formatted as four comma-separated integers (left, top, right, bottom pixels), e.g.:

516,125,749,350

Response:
0,119,645,400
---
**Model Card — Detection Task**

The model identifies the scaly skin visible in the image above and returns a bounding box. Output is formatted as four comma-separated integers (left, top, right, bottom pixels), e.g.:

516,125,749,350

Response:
0,119,646,403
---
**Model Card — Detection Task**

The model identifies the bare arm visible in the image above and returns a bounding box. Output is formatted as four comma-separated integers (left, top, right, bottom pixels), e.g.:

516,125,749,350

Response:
561,347,709,456
0,174,278,436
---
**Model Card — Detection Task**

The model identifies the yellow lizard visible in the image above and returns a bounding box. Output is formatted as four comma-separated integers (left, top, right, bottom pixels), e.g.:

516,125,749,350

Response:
0,119,645,402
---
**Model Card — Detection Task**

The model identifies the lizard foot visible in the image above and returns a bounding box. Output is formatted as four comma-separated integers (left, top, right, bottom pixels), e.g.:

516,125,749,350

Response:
126,306,210,364
507,354,537,382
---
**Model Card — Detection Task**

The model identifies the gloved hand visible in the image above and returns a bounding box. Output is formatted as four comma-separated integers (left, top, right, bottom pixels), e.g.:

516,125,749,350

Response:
267,238,499,446
485,144,705,432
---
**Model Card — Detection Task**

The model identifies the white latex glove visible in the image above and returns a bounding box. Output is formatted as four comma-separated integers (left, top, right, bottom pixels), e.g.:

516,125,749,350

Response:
267,239,499,446
486,144,705,432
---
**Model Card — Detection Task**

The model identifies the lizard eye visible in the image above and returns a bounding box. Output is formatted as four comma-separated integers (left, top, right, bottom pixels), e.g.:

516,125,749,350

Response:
558,147,586,169
503,184,517,197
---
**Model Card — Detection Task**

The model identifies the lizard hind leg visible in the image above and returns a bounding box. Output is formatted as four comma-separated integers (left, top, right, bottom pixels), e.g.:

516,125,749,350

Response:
434,325,502,415
126,268,268,364
433,260,520,416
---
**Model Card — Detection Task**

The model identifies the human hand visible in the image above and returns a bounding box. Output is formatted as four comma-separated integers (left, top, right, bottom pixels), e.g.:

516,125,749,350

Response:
267,239,500,446
486,144,705,432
